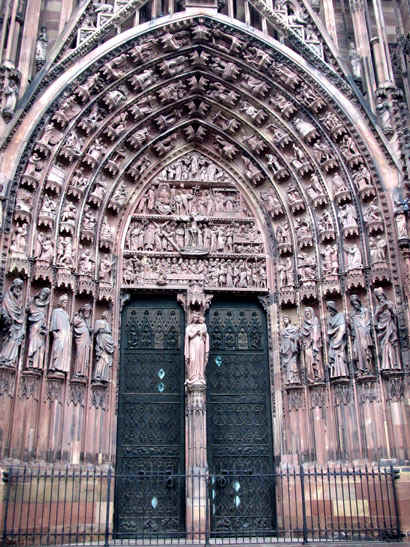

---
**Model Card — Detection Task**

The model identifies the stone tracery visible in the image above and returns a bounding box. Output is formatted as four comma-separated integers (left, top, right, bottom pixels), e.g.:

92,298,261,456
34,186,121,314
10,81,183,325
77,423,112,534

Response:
0,13,407,464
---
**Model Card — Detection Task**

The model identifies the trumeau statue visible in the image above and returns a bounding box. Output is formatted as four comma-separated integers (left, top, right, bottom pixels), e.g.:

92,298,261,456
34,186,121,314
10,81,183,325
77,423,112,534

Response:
300,307,323,382
184,311,209,387
0,278,25,367
374,288,401,371
280,316,300,384
348,294,373,375
27,288,51,370
49,294,71,374
73,304,92,377
326,301,349,379
93,311,115,383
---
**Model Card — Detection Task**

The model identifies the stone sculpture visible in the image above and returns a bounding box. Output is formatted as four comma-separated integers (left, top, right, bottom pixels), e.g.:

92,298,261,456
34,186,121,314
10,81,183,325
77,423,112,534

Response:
27,287,51,370
93,311,115,383
300,307,323,382
280,316,300,384
184,311,209,386
326,301,348,379
374,288,401,371
349,294,373,375
0,278,25,367
73,304,92,377
49,294,71,374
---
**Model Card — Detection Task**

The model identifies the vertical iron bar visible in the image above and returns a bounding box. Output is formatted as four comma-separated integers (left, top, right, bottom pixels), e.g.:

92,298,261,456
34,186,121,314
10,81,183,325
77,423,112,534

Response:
17,466,27,544
307,467,313,541
358,466,366,539
61,466,68,546
54,469,62,545
46,466,55,546
384,466,394,535
346,465,354,539
365,464,374,537
300,465,308,544
286,467,292,541
329,466,335,541
377,465,388,533
90,467,96,544
68,468,75,544
97,469,103,545
2,467,12,545
75,468,83,544
371,465,380,537
313,465,320,540
84,468,89,545
279,468,285,542
340,465,348,538
105,467,112,547
320,466,327,540
39,468,47,546
24,468,34,546
32,466,41,545
390,465,401,539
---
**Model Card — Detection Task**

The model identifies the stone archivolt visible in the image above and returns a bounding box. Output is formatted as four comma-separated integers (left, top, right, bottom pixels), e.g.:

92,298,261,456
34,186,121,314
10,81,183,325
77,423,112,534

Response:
0,14,407,463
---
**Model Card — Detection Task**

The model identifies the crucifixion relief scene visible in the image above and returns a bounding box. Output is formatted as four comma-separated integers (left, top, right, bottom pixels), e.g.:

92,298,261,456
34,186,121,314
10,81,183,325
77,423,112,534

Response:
0,0,409,543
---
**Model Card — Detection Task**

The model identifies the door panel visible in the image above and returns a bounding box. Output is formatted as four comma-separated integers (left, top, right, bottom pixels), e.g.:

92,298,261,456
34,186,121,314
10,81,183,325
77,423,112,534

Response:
115,297,185,537
206,299,275,535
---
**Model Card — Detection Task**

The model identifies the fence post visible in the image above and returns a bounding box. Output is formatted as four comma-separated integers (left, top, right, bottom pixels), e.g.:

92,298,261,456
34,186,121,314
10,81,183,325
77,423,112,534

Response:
1,468,11,545
390,465,401,539
105,467,112,547
300,464,308,544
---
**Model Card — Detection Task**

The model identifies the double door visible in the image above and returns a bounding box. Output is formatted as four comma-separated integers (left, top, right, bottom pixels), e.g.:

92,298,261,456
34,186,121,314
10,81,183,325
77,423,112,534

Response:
115,296,274,537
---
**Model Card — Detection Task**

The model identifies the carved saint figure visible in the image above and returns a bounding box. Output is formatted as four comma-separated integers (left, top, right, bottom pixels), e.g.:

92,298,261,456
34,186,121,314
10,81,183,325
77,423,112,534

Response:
348,294,373,375
184,312,209,386
326,301,348,379
93,311,115,383
280,316,300,384
300,308,323,382
344,245,362,270
0,278,25,367
374,288,401,371
27,288,51,370
73,304,92,377
49,294,71,374
35,26,48,63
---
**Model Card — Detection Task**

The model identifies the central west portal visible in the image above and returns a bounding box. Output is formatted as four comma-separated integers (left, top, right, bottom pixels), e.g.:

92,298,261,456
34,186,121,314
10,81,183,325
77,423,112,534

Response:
115,295,274,537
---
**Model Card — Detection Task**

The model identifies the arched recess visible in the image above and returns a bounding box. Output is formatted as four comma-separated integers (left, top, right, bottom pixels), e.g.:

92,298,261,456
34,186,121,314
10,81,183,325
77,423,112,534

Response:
0,11,408,466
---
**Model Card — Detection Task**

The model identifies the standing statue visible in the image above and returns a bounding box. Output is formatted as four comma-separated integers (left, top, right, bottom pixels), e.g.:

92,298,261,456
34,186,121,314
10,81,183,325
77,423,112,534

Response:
280,316,300,384
184,311,209,386
35,26,48,65
300,307,323,382
27,287,51,370
73,304,92,377
0,278,25,367
326,301,349,379
348,294,373,375
49,294,71,373
348,42,362,80
374,288,401,371
93,311,115,383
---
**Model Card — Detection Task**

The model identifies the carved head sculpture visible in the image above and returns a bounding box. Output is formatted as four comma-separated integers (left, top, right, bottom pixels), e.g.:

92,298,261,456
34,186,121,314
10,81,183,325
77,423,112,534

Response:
374,287,386,303
58,294,69,309
326,300,338,315
303,307,313,321
350,294,361,310
283,315,290,327
80,303,92,318
38,287,51,302
10,278,24,298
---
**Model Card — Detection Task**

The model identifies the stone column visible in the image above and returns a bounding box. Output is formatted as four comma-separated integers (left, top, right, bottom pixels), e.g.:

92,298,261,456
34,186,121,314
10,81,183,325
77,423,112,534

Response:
17,0,42,94
371,0,395,88
349,0,377,111
178,286,213,540
321,0,339,48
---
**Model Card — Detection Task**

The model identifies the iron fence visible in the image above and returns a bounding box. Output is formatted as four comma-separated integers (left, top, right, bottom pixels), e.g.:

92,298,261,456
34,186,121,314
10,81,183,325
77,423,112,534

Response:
1,465,401,545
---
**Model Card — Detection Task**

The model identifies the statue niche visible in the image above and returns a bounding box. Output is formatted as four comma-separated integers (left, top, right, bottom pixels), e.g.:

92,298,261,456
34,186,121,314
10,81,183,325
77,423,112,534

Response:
123,152,267,291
